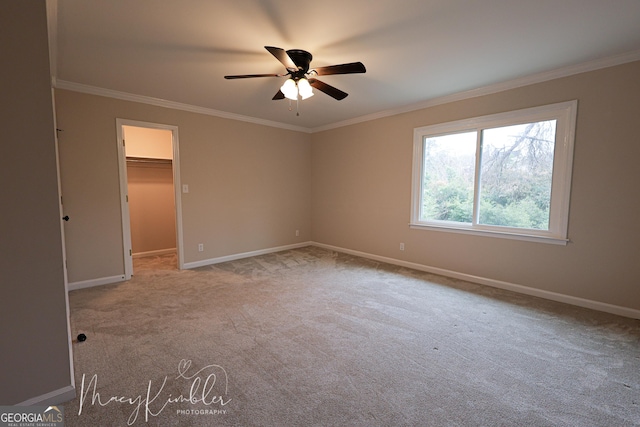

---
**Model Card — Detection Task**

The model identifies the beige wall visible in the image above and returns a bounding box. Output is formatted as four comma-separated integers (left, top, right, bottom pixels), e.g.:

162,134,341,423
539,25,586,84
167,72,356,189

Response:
0,1,72,404
124,125,173,159
127,162,176,254
55,90,312,283
53,43,639,313
311,60,640,311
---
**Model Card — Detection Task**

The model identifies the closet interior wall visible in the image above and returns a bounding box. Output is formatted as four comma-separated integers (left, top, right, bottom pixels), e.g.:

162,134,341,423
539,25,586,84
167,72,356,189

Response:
124,127,177,258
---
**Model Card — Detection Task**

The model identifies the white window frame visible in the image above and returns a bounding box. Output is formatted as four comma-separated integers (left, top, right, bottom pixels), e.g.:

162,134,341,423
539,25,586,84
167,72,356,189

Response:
410,100,577,245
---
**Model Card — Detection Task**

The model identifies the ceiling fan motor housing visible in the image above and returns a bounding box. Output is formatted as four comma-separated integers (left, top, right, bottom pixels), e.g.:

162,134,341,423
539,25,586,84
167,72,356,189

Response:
286,49,313,78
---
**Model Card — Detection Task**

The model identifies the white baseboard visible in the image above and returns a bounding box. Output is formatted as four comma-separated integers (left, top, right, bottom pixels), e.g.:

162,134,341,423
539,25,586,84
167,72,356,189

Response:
68,244,311,290
183,242,313,269
68,275,125,291
132,248,176,258
67,241,640,319
312,242,640,320
17,385,76,406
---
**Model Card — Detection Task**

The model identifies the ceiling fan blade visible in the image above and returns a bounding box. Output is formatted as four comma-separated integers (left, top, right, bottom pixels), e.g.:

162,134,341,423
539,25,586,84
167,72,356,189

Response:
312,62,366,76
272,90,285,100
308,78,348,100
224,73,281,79
265,46,298,72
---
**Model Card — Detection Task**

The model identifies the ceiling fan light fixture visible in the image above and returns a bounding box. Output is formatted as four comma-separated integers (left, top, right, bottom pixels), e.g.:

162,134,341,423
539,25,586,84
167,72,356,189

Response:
298,78,314,99
225,46,365,105
281,78,298,100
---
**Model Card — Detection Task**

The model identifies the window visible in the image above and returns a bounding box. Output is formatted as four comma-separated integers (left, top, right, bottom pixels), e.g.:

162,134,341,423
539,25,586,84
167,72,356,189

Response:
411,100,577,244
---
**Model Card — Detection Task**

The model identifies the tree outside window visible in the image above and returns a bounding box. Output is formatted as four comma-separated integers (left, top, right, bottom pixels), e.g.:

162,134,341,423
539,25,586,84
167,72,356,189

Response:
411,101,577,244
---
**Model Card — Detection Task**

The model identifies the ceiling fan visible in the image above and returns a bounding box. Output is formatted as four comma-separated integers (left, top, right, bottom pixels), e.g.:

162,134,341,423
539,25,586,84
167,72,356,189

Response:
224,46,366,101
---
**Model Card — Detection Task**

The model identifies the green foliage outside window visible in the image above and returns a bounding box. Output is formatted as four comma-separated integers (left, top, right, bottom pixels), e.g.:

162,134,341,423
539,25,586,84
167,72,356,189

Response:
421,120,556,230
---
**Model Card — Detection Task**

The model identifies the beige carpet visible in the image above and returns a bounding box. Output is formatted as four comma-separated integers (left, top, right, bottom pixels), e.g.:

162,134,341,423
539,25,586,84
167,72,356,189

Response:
63,246,640,426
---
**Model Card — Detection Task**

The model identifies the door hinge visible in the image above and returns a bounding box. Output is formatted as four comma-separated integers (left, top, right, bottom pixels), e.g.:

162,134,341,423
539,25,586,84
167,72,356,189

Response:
126,195,128,202
129,249,132,256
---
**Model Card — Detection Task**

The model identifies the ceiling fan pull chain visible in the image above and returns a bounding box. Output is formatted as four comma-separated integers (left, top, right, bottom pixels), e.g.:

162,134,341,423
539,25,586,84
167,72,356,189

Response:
296,98,300,116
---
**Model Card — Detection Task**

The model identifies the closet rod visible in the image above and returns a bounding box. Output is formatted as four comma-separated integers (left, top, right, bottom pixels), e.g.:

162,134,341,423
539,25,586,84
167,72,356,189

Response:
126,156,172,165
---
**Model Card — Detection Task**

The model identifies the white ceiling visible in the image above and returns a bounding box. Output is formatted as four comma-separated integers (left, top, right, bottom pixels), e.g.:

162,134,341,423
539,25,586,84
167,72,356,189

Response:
51,0,640,131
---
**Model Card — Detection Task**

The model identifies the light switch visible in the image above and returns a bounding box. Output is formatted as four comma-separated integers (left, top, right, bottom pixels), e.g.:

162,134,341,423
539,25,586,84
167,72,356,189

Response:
182,184,189,193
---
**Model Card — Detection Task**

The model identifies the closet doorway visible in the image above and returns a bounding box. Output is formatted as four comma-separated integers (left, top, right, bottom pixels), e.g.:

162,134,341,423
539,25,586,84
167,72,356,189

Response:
116,119,184,279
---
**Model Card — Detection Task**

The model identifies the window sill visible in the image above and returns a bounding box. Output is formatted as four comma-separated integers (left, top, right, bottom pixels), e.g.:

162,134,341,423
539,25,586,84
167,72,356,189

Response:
409,223,569,245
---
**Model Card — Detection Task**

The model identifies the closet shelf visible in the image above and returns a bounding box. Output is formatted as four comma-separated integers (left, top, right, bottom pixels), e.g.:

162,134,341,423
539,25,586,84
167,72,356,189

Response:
126,156,172,165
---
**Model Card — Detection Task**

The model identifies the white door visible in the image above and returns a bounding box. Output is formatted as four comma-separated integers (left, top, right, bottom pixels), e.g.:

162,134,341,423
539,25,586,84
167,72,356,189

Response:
52,89,75,390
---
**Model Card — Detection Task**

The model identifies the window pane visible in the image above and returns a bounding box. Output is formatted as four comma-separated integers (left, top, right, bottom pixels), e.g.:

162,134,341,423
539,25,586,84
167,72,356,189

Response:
421,131,477,223
478,120,556,229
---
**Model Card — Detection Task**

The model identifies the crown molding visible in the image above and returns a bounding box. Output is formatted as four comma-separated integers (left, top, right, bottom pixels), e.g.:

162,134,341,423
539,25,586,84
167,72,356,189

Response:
53,80,312,133
310,49,640,133
53,49,640,134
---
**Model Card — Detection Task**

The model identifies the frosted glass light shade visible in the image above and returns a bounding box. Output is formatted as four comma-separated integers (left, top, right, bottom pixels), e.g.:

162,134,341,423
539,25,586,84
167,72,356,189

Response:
280,79,298,100
297,78,314,100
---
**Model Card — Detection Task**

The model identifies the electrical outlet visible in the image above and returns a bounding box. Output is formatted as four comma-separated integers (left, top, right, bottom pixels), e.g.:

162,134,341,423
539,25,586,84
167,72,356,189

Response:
295,230,300,237
198,243,204,252
400,243,405,251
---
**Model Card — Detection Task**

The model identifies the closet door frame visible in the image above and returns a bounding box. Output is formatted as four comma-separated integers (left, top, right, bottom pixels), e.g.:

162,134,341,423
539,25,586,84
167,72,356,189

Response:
116,118,183,279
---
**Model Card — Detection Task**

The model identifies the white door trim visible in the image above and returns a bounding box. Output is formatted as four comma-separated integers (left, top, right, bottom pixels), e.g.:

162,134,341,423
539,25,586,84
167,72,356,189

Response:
51,87,76,397
116,118,184,279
